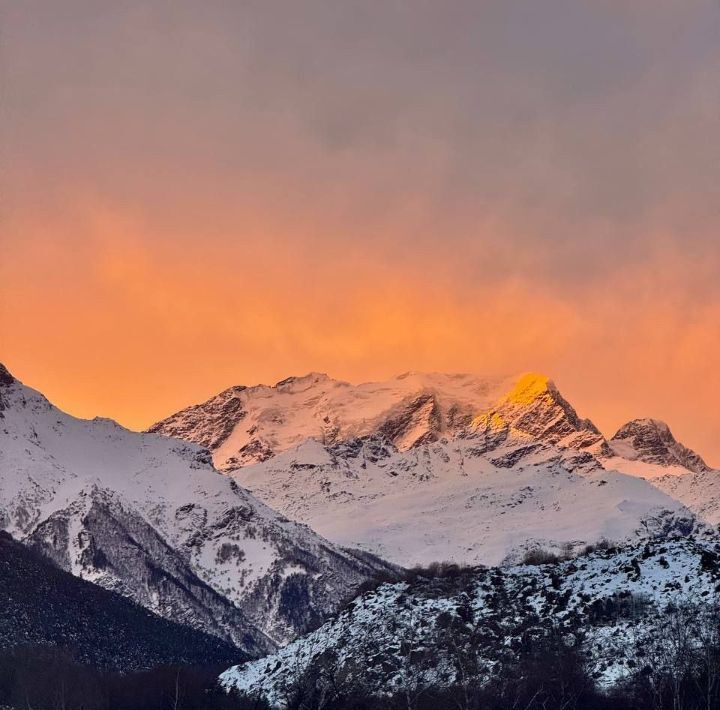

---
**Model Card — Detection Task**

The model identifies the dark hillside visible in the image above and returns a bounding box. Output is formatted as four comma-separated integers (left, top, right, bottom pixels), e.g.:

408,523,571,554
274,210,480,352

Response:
0,531,246,670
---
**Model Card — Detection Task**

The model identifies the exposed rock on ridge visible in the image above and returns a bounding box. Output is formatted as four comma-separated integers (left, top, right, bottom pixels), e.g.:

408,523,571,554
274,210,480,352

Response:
471,373,609,455
0,365,397,650
610,418,710,473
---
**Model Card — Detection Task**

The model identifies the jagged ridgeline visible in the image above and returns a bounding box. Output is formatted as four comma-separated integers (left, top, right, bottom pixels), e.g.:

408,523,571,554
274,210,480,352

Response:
0,363,397,656
151,371,711,566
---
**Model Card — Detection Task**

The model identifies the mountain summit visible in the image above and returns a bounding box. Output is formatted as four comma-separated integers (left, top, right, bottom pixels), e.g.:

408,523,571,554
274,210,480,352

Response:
471,372,608,455
150,371,701,566
148,371,517,470
609,418,710,474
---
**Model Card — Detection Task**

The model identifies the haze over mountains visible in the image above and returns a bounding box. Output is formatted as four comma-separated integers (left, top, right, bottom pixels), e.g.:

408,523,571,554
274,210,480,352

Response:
150,371,715,566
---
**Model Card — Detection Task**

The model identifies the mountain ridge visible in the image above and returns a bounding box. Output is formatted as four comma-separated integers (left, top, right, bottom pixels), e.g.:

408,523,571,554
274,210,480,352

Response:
0,363,396,650
148,371,607,470
148,369,709,567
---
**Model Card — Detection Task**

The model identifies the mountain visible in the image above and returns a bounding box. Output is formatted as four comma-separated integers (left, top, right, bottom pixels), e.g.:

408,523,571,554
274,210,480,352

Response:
602,418,720,529
471,373,608,455
608,418,710,474
220,535,720,705
0,364,396,649
151,371,700,566
148,372,509,470
0,529,244,670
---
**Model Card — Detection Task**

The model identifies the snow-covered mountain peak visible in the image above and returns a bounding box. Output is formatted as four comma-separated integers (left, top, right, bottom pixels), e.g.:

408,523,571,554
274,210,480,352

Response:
149,371,516,471
471,371,608,455
609,418,710,474
0,371,396,648
187,369,700,567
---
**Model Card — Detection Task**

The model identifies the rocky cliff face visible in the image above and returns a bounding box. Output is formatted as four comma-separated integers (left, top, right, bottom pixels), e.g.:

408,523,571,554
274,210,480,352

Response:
609,418,710,473
0,365,396,650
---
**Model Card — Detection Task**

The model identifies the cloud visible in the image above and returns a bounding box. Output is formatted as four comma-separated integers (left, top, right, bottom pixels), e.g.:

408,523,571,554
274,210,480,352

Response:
2,1,719,461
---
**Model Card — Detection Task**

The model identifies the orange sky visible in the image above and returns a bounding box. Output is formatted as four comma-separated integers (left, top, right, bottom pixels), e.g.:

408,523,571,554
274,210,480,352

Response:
2,2,719,465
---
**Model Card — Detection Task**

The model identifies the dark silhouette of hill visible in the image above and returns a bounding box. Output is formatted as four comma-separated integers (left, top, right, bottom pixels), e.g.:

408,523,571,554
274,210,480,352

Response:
0,531,246,670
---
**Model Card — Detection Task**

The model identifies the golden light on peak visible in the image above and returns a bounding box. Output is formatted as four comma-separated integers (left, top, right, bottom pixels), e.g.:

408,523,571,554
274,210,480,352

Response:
502,373,554,407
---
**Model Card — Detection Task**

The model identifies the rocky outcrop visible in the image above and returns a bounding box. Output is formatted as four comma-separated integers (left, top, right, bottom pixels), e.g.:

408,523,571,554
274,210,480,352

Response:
610,418,710,473
0,363,15,388
0,363,15,415
147,385,248,452
378,393,442,451
471,373,609,455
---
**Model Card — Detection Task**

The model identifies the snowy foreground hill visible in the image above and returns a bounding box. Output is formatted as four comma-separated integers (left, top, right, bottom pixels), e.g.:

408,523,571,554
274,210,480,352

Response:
151,371,714,565
0,364,395,651
221,536,720,704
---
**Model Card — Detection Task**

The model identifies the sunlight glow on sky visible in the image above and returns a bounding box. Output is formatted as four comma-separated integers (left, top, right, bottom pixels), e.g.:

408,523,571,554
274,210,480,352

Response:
2,1,719,463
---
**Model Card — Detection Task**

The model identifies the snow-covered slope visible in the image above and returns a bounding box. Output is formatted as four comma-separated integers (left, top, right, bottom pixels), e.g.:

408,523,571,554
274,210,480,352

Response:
149,372,518,470
151,371,702,567
221,536,720,704
232,436,695,566
602,419,720,525
0,364,395,649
